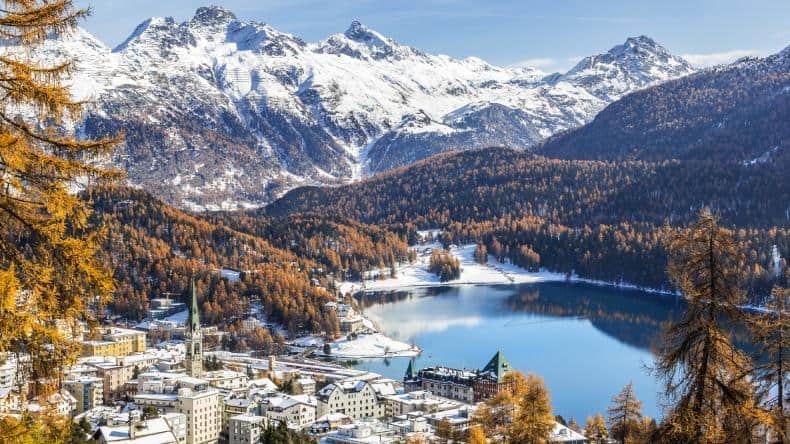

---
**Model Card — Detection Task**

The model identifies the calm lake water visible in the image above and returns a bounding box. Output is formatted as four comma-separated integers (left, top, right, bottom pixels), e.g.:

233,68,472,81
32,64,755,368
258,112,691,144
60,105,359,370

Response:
352,282,687,422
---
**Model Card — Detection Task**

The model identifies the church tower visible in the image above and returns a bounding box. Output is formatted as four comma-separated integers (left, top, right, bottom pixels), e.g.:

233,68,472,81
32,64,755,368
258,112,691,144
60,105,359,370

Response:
184,276,203,377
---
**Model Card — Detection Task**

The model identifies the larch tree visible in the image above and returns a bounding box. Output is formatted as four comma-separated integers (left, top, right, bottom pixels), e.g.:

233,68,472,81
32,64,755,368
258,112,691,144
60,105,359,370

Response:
435,418,453,443
567,417,581,433
0,0,119,441
473,371,555,443
654,210,757,442
467,425,487,444
606,382,643,444
594,413,609,443
751,281,789,443
510,372,555,443
584,413,609,444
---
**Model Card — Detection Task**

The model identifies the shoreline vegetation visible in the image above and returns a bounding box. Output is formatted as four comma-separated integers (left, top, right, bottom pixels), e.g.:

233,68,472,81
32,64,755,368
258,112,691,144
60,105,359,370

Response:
338,230,679,297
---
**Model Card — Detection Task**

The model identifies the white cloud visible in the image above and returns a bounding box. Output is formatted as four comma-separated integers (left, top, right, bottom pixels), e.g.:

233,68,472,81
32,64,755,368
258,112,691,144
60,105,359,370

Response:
680,49,761,67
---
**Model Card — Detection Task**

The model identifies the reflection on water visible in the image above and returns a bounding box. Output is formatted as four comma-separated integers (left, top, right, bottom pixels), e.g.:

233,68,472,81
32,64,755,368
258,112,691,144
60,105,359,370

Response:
354,282,688,422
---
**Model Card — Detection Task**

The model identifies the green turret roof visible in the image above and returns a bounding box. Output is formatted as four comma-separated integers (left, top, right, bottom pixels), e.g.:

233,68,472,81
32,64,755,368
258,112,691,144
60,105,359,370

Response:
405,359,417,380
481,350,511,381
187,276,200,334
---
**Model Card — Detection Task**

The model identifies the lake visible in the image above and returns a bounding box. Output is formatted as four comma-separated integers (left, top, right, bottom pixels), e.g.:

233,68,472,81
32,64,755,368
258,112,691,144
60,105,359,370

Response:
352,282,687,422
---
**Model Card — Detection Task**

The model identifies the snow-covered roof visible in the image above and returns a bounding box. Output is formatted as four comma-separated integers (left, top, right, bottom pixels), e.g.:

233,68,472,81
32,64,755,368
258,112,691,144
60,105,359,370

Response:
551,422,587,442
97,417,177,444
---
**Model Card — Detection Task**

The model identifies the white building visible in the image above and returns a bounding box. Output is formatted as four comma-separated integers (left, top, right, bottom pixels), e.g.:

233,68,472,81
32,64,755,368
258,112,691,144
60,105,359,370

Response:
134,373,221,444
323,419,399,444
260,394,317,430
97,415,179,444
381,390,460,417
550,421,587,443
203,370,248,392
317,380,384,420
64,377,104,414
228,414,265,444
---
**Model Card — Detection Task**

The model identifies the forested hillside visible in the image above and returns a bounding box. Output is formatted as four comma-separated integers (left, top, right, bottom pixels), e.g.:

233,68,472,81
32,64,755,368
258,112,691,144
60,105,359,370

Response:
265,149,788,297
267,148,787,228
86,187,340,335
539,46,789,162
211,214,414,281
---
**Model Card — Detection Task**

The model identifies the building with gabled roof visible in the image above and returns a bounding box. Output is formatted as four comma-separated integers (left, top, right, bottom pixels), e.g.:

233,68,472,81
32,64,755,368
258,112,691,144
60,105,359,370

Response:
317,379,384,420
404,350,513,402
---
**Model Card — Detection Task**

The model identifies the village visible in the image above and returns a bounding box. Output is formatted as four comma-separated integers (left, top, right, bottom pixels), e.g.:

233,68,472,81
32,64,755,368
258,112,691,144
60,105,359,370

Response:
0,280,586,444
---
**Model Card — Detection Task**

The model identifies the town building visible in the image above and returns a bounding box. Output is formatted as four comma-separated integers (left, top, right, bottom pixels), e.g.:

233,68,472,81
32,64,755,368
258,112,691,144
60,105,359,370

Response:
81,327,146,358
64,377,104,414
134,373,222,444
228,414,265,444
203,370,248,393
550,421,587,443
96,412,183,444
381,390,460,417
149,297,187,320
404,351,513,402
293,377,316,395
220,398,257,443
259,393,317,430
323,419,399,444
317,380,384,420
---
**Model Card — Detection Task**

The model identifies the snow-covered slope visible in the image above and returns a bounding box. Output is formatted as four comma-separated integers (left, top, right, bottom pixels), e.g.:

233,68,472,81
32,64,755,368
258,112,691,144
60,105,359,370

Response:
30,6,695,209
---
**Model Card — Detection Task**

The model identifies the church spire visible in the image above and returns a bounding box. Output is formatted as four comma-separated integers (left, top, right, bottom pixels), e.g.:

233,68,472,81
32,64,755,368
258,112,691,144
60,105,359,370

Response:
184,273,203,377
405,358,417,380
188,274,200,334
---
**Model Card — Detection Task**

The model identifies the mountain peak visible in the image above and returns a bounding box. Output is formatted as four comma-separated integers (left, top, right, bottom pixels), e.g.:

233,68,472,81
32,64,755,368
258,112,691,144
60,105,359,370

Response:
608,35,666,57
559,36,695,101
316,19,414,60
343,20,389,46
191,5,237,26
344,20,367,38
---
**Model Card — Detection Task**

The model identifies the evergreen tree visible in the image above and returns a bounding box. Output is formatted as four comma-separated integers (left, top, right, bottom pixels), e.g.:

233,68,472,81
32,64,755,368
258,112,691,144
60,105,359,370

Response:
0,1,119,441
654,210,757,442
606,382,643,444
751,281,789,443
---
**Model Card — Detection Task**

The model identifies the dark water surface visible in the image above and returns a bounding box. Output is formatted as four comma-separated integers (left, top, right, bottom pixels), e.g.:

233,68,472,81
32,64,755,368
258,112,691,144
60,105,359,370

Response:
352,282,687,422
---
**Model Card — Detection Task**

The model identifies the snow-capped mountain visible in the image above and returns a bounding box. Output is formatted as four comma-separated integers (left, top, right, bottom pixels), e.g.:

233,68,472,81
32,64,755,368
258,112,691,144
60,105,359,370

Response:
32,6,695,210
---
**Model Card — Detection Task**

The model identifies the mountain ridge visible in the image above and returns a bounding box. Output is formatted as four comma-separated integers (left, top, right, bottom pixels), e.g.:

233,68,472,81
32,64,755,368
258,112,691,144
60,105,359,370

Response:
28,5,696,210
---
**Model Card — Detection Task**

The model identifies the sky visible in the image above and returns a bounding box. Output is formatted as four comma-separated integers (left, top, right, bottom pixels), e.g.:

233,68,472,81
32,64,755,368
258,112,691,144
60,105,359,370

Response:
75,0,790,73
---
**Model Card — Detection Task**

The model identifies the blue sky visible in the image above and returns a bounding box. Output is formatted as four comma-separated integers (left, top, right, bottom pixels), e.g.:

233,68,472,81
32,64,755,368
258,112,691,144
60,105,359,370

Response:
75,0,789,72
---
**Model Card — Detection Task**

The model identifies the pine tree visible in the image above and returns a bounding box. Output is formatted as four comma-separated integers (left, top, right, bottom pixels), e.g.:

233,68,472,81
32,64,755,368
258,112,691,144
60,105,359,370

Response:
0,1,119,441
654,210,757,442
607,382,643,444
751,281,789,443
